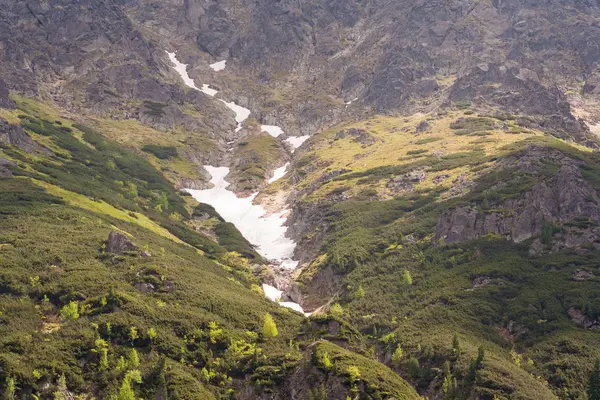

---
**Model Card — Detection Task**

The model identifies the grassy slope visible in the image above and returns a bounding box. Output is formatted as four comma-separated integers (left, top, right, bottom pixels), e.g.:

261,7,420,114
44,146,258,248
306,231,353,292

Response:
291,111,600,399
0,98,419,399
0,179,303,399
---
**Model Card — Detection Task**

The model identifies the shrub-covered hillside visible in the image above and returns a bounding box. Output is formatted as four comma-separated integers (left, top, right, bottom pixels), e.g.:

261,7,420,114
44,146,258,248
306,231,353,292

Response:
0,98,420,399
285,112,600,399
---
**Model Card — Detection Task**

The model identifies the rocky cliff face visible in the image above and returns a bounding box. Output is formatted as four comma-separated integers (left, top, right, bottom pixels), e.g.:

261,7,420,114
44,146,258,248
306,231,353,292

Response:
436,145,600,252
0,0,234,138
2,0,597,149
120,0,600,142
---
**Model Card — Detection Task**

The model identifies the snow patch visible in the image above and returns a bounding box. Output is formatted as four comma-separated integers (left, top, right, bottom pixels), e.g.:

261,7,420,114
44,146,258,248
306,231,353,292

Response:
262,283,282,302
261,125,284,138
268,163,289,184
201,84,218,97
169,49,305,314
187,166,297,264
166,52,218,97
262,284,307,315
281,301,307,314
210,60,227,71
285,135,310,151
219,100,251,132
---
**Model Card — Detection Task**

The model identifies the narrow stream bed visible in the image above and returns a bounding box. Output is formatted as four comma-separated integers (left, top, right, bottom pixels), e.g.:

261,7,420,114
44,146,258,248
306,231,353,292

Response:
167,51,307,315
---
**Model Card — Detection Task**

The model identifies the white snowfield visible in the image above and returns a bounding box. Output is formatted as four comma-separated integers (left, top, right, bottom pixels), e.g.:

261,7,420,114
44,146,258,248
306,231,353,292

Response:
167,50,306,314
201,84,218,97
210,60,227,71
262,284,307,315
166,52,218,97
261,125,284,137
166,51,250,130
285,135,310,151
268,163,289,184
187,166,297,264
219,99,251,132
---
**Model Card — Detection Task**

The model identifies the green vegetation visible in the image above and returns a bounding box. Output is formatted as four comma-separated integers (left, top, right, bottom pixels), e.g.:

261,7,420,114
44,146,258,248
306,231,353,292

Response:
141,144,178,160
263,313,279,338
4,92,600,399
589,360,600,400
0,102,307,399
312,341,419,399
294,114,600,398
229,132,285,191
0,177,304,398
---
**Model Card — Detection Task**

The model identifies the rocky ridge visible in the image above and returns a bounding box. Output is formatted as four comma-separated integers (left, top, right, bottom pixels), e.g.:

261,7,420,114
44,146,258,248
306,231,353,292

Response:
436,145,600,252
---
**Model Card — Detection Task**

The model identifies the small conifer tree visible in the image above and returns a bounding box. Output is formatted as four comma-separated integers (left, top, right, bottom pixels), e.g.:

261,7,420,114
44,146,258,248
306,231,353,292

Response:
263,313,279,338
391,345,404,366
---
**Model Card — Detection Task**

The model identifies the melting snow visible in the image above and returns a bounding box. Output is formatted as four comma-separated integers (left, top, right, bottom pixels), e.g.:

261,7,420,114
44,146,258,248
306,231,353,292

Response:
187,166,297,265
210,60,227,71
285,135,310,151
201,84,218,97
168,50,305,313
262,283,282,302
166,52,218,97
219,99,251,132
261,125,284,137
262,284,308,315
268,163,289,184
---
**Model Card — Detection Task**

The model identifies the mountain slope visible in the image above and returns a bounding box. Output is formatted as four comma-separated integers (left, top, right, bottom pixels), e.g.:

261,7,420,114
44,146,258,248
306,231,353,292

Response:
0,94,421,399
0,0,599,399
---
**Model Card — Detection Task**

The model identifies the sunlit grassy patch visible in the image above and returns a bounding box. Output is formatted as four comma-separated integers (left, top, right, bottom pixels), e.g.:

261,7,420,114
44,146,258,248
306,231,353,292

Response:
31,179,183,243
294,111,542,200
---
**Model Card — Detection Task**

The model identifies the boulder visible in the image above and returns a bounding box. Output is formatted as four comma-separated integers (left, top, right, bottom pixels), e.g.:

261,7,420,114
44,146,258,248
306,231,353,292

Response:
386,169,427,193
335,128,378,146
416,121,430,133
134,282,155,293
572,269,594,281
106,231,137,253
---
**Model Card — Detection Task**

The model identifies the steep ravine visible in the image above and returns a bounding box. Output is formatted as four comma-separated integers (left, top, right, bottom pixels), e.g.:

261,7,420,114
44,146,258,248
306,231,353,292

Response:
166,51,309,314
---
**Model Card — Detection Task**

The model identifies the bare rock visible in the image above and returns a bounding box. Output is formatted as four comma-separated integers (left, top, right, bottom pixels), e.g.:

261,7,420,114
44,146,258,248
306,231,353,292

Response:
0,78,15,109
436,146,600,248
162,280,176,292
134,282,155,293
386,169,427,193
0,157,15,178
416,120,430,133
572,269,594,281
507,320,528,339
567,308,600,329
528,238,545,256
469,275,505,290
0,119,44,154
472,276,492,288
106,231,137,254
140,250,152,257
177,178,211,190
335,128,378,146
433,174,450,185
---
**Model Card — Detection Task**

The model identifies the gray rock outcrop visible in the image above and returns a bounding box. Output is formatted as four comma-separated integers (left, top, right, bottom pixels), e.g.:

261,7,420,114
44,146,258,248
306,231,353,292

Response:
106,231,137,254
0,156,14,177
0,119,45,154
436,146,600,250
